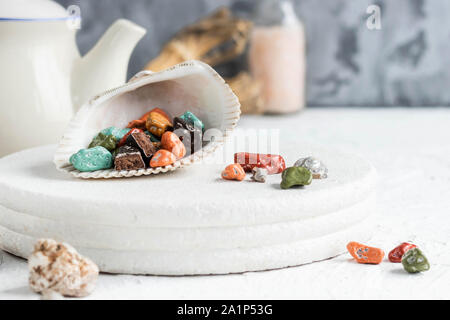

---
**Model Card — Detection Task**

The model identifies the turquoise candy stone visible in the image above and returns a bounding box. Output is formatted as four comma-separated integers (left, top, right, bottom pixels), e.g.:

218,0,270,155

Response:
280,167,312,189
70,147,113,172
402,248,430,273
144,130,160,142
180,111,204,132
100,127,130,141
88,132,117,151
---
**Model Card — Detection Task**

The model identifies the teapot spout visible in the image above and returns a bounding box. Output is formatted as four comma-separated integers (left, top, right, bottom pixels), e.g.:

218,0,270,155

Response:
72,19,146,109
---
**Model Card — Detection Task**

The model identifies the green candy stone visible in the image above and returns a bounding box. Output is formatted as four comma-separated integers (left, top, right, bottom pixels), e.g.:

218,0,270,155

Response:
280,167,312,189
69,146,113,172
402,248,430,273
88,132,117,151
180,111,204,132
100,127,130,141
144,130,160,142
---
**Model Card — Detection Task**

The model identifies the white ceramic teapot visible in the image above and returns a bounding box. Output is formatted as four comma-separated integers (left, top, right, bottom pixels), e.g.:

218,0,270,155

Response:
0,0,146,157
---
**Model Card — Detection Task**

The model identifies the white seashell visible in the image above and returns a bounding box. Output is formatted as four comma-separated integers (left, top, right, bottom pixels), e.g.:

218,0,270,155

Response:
28,239,99,298
54,60,241,179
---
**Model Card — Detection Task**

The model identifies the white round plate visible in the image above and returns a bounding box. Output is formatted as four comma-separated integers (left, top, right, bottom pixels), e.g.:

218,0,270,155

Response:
0,143,377,275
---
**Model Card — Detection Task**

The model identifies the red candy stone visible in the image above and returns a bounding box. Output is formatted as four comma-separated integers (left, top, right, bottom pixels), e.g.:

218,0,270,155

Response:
118,128,143,147
388,242,417,263
234,152,286,175
126,119,146,130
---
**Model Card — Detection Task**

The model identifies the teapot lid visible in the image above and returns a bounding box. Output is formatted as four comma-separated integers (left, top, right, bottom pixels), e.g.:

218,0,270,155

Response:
0,0,74,21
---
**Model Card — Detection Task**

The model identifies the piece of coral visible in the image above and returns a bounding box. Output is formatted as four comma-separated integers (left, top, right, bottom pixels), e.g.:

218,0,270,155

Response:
28,239,99,298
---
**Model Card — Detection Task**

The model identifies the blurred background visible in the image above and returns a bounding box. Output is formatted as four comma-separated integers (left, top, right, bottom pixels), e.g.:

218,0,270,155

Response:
56,0,450,107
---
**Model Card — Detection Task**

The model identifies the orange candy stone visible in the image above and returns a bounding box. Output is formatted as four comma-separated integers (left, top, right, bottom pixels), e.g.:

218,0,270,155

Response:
140,108,170,122
150,149,176,168
144,108,170,121
347,241,385,264
161,132,186,159
146,111,173,138
126,108,171,129
221,164,246,181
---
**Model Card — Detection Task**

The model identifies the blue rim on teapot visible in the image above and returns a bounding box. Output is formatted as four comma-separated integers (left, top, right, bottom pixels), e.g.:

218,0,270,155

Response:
0,16,79,21
0,0,80,22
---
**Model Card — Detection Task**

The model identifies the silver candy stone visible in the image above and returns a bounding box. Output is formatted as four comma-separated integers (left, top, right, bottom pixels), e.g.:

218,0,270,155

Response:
251,167,268,183
293,156,328,179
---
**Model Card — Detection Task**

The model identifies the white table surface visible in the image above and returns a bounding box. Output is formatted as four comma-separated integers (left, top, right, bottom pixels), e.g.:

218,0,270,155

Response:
1,107,449,300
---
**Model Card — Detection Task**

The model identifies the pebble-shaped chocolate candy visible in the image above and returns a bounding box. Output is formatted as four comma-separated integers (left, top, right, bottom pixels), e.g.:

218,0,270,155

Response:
388,242,417,263
347,241,385,264
280,167,312,189
150,150,177,168
161,131,186,159
222,164,246,181
173,117,202,156
402,248,430,273
70,147,113,172
100,127,131,141
88,132,117,151
294,156,328,179
234,153,286,175
180,111,204,132
145,111,173,138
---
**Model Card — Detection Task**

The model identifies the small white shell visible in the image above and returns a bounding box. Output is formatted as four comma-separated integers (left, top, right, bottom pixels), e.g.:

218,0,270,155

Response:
54,61,241,179
29,239,99,297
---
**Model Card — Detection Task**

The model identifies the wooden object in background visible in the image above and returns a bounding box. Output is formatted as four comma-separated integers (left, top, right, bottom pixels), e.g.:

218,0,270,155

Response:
145,8,251,71
145,8,263,114
226,72,264,114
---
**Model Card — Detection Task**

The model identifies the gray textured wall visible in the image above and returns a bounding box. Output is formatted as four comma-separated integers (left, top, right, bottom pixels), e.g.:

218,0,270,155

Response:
56,0,450,107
